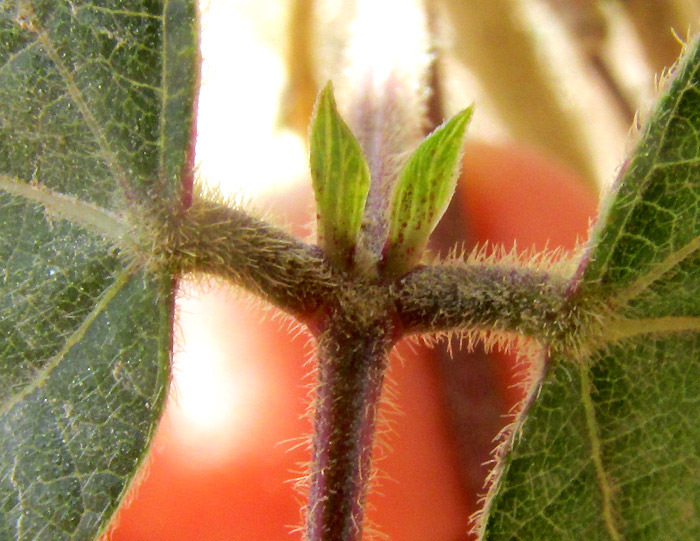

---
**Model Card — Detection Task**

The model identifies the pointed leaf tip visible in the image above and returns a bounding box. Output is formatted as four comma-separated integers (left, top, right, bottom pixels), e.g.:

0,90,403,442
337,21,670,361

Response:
309,82,371,270
383,106,474,277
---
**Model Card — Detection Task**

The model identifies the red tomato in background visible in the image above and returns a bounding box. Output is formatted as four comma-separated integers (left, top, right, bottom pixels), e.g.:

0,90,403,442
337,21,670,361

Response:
108,142,598,540
461,142,597,252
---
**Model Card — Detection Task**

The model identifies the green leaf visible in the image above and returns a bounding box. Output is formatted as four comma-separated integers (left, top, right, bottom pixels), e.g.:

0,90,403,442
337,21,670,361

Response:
383,107,473,278
309,82,371,270
482,39,700,539
0,2,198,539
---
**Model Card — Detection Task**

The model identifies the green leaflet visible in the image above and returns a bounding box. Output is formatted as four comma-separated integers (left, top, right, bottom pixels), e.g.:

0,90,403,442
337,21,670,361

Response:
383,107,472,278
0,2,198,539
309,82,371,270
483,38,700,539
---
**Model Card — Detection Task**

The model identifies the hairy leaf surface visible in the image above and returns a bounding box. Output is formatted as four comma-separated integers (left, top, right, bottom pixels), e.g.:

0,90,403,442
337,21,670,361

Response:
383,107,472,277
483,38,700,539
0,2,198,539
309,82,371,270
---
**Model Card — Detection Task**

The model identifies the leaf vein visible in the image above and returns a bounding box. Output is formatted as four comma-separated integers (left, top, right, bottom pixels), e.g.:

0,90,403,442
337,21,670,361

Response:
591,61,696,281
77,5,163,20
610,236,700,308
157,0,170,179
0,269,132,418
579,364,623,540
0,38,41,78
0,174,129,241
21,2,132,195
600,316,700,344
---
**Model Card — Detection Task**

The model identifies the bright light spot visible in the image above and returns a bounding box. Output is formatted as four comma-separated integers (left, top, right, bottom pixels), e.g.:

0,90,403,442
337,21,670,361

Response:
166,0,309,467
345,0,428,91
167,286,268,465
195,0,307,198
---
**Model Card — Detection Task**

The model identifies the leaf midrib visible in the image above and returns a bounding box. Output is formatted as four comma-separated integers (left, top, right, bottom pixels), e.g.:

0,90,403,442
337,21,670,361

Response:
600,316,700,344
575,274,700,541
0,174,128,241
579,363,623,540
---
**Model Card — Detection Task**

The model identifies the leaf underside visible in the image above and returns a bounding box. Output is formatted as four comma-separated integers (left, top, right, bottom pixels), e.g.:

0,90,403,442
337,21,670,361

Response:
484,38,700,539
0,2,197,539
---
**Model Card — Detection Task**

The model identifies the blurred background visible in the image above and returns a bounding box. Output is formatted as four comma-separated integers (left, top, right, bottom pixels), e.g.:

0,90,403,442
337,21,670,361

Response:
108,1,699,539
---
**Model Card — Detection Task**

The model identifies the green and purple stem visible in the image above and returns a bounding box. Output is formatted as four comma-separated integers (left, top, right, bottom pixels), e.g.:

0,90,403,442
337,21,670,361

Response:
306,307,395,540
160,192,588,540
162,66,585,541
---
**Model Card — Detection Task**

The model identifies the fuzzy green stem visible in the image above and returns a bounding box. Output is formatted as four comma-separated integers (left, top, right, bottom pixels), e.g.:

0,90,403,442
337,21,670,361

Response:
394,264,583,346
157,197,337,318
306,306,394,540
142,195,597,538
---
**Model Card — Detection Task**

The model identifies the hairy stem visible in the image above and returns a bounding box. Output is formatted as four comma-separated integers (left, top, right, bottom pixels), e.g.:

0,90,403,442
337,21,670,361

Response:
139,193,599,538
306,304,394,540
154,196,336,317
395,263,584,346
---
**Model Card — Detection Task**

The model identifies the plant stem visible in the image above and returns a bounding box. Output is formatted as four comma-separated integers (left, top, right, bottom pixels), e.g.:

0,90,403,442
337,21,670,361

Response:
395,263,581,346
160,197,336,317
306,308,394,540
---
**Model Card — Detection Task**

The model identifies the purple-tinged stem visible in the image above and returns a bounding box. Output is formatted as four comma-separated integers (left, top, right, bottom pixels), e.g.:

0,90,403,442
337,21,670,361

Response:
306,313,393,540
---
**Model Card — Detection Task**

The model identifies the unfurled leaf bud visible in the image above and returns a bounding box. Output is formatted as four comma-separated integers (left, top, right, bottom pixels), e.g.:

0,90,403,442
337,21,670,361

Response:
382,107,473,278
309,82,371,270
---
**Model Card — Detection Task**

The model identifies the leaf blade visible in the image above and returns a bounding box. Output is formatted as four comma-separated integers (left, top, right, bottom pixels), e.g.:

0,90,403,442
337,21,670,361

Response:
383,107,473,278
483,37,700,539
309,82,371,270
0,1,198,538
